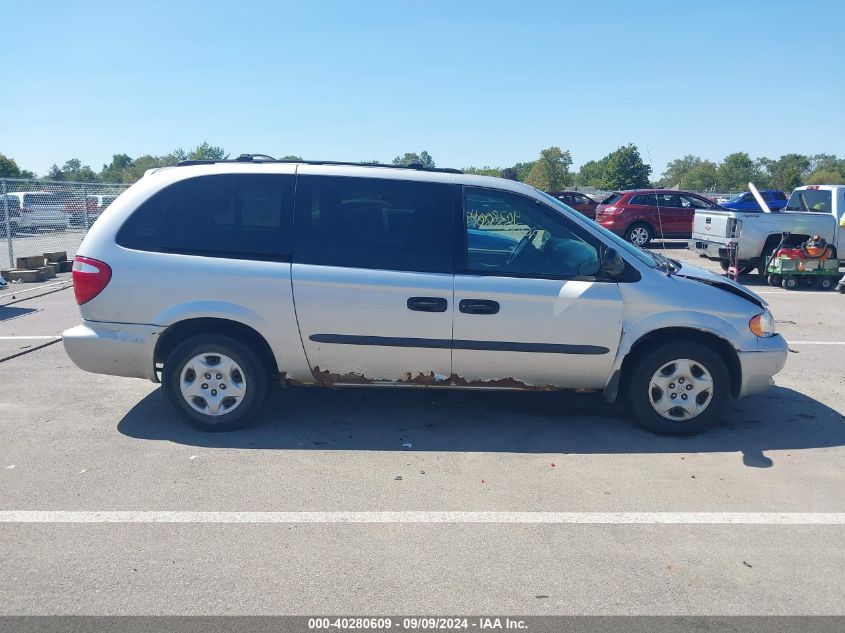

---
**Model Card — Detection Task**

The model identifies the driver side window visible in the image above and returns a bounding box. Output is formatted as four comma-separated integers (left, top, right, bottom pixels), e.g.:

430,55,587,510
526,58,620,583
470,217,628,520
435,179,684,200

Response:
464,188,600,278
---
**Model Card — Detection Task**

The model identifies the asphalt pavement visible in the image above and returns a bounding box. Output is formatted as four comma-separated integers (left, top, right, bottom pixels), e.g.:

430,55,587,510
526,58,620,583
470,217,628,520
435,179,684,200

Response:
0,244,843,616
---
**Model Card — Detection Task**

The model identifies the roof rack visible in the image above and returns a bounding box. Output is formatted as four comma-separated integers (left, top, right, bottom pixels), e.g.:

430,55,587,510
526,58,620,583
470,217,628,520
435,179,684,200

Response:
175,154,463,174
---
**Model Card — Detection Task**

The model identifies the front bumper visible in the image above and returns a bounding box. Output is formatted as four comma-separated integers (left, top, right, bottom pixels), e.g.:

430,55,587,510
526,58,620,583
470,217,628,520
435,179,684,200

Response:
63,321,161,382
736,334,788,398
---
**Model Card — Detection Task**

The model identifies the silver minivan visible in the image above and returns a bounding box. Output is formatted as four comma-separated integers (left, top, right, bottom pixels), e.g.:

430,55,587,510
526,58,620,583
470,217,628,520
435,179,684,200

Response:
63,158,788,434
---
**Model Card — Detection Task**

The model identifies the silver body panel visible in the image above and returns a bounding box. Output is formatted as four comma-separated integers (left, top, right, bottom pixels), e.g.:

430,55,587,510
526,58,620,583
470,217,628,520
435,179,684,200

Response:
63,162,788,403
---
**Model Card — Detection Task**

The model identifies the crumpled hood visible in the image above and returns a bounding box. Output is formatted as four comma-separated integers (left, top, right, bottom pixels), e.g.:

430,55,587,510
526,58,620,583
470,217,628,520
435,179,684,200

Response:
673,262,767,308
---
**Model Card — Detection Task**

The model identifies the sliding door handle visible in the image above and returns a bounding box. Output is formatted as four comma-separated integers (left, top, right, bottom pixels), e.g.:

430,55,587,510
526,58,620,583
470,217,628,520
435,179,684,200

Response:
407,296,448,313
459,299,500,315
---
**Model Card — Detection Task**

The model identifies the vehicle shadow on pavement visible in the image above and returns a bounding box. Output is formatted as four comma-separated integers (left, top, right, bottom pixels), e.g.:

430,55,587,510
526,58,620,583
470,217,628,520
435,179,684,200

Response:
117,385,844,468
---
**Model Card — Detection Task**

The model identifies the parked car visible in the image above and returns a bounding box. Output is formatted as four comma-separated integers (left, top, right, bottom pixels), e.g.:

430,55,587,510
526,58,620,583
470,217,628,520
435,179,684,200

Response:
595,189,722,246
546,191,598,220
0,194,22,237
721,189,788,213
63,158,786,435
690,184,845,275
63,194,119,226
4,191,67,231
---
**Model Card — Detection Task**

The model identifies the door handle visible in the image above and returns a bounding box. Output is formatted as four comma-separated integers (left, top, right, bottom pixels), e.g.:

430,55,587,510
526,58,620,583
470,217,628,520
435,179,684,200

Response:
407,296,448,313
459,299,500,315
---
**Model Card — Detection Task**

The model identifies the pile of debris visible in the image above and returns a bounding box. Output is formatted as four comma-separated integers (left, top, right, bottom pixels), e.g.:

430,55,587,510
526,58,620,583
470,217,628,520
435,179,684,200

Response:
0,251,72,284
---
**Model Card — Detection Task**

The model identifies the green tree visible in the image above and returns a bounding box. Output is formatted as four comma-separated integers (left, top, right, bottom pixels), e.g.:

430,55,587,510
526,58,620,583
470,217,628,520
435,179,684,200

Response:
0,153,35,178
762,153,810,190
576,158,607,188
279,154,303,161
392,151,435,167
46,164,64,180
463,166,500,176
499,167,518,180
52,158,98,182
679,160,718,191
600,144,652,190
660,154,701,187
100,154,133,182
524,146,573,191
511,161,535,182
715,152,764,191
805,169,845,185
188,142,227,161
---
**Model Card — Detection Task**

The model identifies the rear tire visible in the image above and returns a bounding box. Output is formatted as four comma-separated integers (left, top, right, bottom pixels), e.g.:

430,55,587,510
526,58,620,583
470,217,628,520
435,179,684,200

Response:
625,222,653,247
163,334,269,432
782,276,799,290
627,341,730,435
819,277,834,291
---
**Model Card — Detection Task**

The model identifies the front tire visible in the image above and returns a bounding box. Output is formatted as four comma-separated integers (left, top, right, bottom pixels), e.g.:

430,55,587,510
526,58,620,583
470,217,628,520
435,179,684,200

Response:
162,334,269,432
627,342,730,435
626,222,653,247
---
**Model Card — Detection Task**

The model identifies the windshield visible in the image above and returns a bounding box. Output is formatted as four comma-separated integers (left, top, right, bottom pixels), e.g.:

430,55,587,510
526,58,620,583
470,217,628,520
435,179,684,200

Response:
535,189,658,268
785,189,832,213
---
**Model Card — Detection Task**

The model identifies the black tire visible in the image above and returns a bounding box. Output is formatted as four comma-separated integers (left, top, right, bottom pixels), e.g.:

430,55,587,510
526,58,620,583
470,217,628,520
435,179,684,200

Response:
626,341,730,435
818,277,834,291
625,222,653,247
162,334,269,432
767,274,782,287
782,276,798,290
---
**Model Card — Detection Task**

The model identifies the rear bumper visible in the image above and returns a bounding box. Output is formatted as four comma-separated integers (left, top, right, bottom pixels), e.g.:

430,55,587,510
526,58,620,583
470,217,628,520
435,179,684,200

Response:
688,237,731,260
63,321,160,381
736,335,788,398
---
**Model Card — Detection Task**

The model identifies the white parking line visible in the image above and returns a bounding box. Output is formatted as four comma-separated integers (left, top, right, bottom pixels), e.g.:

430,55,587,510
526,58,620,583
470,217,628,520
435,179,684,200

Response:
1,511,844,524
0,336,61,340
786,341,845,345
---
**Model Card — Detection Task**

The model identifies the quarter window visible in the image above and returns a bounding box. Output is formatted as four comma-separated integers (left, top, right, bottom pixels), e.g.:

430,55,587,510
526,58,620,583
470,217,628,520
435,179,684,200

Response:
293,176,453,273
116,174,294,260
464,188,600,278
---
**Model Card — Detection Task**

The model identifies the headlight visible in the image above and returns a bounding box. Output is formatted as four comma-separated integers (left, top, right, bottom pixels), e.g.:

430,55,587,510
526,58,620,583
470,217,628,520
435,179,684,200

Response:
749,310,776,338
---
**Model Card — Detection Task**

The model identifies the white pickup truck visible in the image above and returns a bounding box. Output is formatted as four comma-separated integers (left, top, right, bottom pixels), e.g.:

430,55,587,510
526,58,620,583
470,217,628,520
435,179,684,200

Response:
689,185,845,274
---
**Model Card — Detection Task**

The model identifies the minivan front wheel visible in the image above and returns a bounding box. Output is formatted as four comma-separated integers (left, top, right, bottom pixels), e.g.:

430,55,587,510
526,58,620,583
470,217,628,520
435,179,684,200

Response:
626,222,653,247
627,342,729,434
163,334,268,432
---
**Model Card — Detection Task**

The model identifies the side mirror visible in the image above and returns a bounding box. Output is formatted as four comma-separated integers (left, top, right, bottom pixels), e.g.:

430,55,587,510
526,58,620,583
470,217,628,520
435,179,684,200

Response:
601,247,625,277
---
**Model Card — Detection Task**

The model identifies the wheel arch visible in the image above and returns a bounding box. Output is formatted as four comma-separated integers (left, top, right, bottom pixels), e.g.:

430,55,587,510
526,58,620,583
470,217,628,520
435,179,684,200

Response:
616,327,742,400
154,317,278,378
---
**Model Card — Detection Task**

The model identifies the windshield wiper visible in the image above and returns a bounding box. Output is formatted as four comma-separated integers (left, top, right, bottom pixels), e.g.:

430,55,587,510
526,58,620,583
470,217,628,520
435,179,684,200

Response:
643,249,677,275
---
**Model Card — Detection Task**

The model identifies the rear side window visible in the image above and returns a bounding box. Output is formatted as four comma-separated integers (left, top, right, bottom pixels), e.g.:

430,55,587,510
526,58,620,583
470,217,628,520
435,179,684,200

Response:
293,176,453,273
117,174,294,260
773,191,787,201
630,194,655,206
24,193,61,205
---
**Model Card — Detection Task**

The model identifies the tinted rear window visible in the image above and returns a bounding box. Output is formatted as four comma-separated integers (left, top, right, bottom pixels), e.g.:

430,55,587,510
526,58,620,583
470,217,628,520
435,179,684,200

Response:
293,176,453,273
785,189,832,213
601,193,623,205
117,174,294,260
772,191,787,201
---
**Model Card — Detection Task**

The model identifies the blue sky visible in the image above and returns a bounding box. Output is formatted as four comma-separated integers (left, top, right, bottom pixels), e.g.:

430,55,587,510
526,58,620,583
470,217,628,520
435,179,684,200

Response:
2,0,843,178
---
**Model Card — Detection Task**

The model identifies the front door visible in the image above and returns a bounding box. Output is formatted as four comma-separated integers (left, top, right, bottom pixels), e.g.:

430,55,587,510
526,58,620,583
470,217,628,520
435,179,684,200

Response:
291,171,454,384
453,187,623,389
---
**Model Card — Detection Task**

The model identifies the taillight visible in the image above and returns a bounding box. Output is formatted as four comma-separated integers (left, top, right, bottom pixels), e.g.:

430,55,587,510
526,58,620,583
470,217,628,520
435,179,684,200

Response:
72,256,112,305
600,206,622,215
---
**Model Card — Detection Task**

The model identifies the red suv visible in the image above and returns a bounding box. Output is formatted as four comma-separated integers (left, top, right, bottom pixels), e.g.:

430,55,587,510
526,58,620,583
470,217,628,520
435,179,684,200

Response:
547,191,599,220
595,189,719,246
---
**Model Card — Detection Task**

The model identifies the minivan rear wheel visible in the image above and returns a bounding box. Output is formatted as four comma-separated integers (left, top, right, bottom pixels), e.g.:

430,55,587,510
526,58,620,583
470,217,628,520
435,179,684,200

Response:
627,342,729,435
625,222,653,247
163,334,268,432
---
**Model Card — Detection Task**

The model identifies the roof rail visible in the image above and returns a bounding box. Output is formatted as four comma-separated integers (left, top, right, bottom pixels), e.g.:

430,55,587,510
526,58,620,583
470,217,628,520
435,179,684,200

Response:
174,154,463,174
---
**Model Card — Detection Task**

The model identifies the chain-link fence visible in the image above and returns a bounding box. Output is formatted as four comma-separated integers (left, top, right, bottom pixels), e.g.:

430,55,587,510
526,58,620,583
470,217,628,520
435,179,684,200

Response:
1,178,131,271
